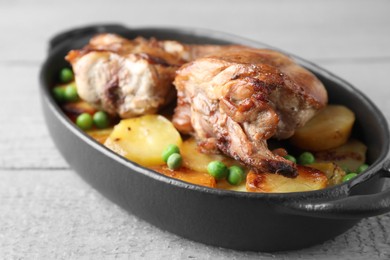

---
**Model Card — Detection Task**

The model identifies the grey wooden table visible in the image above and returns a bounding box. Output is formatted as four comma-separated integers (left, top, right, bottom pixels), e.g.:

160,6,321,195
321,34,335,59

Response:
1,0,390,259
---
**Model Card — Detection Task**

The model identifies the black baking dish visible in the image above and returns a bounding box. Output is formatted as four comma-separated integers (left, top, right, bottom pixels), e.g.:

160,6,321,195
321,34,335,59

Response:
39,24,390,252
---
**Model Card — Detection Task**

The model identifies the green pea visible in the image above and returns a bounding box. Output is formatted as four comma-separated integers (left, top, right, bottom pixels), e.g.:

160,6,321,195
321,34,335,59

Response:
342,173,358,182
207,161,228,180
284,154,297,164
59,68,74,83
93,111,110,129
64,84,78,102
298,152,315,165
357,164,369,174
342,166,351,174
162,144,180,162
52,86,66,102
227,166,245,185
167,153,182,170
76,113,93,130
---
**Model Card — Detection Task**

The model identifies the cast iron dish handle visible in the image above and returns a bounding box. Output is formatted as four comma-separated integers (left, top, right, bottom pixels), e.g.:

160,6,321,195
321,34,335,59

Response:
281,159,390,219
49,23,129,52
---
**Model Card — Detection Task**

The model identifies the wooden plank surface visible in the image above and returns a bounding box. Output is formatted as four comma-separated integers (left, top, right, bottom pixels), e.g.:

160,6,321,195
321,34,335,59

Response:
0,170,389,259
1,0,390,62
1,0,390,259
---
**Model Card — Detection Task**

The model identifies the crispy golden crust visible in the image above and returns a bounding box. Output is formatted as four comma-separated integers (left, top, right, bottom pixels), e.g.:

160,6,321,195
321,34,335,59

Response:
246,165,328,192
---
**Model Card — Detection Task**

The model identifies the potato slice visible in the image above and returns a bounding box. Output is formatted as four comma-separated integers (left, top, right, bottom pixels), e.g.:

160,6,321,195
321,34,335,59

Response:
314,139,367,172
87,128,113,144
104,115,182,166
246,166,328,193
181,138,237,173
217,179,247,192
290,105,355,151
151,165,216,188
308,162,346,186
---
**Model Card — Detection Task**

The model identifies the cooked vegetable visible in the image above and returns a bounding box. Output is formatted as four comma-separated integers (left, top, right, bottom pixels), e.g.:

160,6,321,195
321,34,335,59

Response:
59,68,74,83
227,166,245,185
52,86,66,102
93,111,109,129
308,162,346,186
290,105,355,151
63,99,366,192
284,155,297,163
357,164,369,173
216,180,247,192
62,100,98,117
167,153,182,170
76,113,93,130
104,114,182,166
207,161,228,180
246,166,328,193
343,173,358,182
151,165,216,188
162,144,180,163
87,128,113,144
298,152,315,165
314,139,367,172
64,83,78,102
181,138,235,173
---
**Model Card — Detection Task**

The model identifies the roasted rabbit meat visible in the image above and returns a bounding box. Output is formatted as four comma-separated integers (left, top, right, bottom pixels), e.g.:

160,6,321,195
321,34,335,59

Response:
173,48,328,177
66,34,186,118
66,34,229,118
67,33,328,177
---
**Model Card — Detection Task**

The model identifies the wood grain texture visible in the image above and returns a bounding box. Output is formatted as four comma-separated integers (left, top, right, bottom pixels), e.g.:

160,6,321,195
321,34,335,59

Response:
0,0,390,63
1,0,390,258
